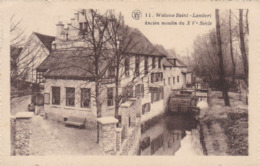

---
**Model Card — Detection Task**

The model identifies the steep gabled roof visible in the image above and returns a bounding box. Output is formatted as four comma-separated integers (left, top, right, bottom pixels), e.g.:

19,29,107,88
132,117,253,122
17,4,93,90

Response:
34,32,55,51
122,28,165,57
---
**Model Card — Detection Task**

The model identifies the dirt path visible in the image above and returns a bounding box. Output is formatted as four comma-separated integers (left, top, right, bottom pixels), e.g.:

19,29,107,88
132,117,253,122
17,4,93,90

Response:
11,95,32,115
201,91,248,156
30,116,103,155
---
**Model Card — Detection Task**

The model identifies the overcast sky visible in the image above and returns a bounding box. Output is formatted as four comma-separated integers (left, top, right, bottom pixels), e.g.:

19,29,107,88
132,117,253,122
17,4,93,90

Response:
10,2,215,56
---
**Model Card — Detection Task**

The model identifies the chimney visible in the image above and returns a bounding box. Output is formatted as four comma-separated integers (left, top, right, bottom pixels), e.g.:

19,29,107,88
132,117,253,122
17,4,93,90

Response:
56,21,64,39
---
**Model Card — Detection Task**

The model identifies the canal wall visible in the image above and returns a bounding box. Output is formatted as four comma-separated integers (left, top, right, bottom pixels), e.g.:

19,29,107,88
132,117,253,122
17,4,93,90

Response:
97,97,142,155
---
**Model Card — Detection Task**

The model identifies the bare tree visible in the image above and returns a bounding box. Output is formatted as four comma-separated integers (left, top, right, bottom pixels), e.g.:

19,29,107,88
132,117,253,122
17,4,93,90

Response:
229,10,236,84
105,11,163,121
239,9,248,86
216,9,230,106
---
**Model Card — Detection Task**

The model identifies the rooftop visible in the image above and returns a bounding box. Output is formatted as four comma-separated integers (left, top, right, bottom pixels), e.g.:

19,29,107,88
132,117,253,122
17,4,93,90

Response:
34,32,55,51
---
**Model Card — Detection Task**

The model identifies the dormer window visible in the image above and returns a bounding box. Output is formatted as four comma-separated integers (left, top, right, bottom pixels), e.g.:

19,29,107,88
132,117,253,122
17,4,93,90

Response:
79,22,83,32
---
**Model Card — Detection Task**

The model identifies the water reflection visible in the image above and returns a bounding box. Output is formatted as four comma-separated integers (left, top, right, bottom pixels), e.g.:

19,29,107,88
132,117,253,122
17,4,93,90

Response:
140,114,204,155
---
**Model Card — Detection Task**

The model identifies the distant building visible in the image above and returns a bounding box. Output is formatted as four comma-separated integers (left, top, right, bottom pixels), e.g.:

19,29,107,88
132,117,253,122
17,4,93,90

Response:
37,10,189,128
17,32,55,83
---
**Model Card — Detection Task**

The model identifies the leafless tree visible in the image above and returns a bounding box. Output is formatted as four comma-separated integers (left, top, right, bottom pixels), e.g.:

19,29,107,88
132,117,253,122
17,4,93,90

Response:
229,10,236,84
105,11,162,121
239,9,248,87
216,9,230,106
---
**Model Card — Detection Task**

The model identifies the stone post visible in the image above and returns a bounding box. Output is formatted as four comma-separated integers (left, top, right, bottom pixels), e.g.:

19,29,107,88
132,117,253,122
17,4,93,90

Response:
120,102,131,139
115,128,122,151
97,117,118,155
14,112,34,156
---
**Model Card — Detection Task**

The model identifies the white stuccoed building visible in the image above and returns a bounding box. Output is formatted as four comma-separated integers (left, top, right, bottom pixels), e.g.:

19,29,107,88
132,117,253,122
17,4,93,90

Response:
37,10,189,128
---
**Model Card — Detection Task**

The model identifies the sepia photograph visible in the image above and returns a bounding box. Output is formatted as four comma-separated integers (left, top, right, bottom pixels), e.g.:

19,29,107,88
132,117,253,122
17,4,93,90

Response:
1,1,259,165
9,7,250,156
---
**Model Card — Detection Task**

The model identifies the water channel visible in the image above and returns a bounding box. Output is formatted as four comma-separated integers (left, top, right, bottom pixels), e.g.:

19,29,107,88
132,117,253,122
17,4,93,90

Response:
140,114,207,156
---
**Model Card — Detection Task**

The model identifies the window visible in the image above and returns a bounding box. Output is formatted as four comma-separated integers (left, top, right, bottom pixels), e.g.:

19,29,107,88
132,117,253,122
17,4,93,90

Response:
173,77,175,84
108,62,115,78
52,87,60,105
125,57,130,77
151,72,163,83
66,88,75,106
144,56,148,75
84,22,88,32
168,77,171,85
81,88,91,108
158,58,161,68
135,84,144,98
177,76,179,83
151,87,164,103
107,87,114,106
79,22,83,32
152,57,156,69
135,56,140,76
36,71,43,83
159,86,164,99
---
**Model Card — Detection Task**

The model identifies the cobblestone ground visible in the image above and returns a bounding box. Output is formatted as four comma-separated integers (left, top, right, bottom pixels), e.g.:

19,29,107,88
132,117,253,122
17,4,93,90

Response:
30,116,103,155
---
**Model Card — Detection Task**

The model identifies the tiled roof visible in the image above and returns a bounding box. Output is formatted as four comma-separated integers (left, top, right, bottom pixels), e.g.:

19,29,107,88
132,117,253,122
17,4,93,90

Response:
37,49,97,79
120,28,165,57
34,32,55,51
163,57,187,67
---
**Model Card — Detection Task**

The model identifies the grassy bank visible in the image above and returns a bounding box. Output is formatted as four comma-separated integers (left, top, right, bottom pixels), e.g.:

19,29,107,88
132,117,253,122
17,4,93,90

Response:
201,91,248,156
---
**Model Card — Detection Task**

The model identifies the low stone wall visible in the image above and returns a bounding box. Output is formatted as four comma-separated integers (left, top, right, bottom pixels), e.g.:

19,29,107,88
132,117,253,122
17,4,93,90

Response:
11,112,34,156
10,116,16,155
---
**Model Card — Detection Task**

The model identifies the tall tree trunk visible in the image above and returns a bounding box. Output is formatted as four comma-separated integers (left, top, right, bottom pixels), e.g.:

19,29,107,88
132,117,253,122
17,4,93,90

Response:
239,9,248,86
229,10,236,84
215,9,230,106
246,9,249,35
95,50,102,143
115,59,120,125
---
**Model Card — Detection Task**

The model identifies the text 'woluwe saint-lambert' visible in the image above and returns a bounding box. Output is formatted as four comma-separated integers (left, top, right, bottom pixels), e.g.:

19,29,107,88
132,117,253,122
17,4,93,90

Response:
143,12,213,26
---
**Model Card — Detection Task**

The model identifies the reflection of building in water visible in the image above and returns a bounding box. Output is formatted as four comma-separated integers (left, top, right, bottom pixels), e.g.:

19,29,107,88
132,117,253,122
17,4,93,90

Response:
140,115,202,155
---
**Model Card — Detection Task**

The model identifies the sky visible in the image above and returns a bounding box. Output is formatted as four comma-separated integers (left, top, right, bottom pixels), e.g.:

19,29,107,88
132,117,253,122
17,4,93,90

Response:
10,2,215,57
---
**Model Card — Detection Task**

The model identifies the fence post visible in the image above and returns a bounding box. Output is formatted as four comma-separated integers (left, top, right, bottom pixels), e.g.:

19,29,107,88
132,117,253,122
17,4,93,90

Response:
97,117,118,155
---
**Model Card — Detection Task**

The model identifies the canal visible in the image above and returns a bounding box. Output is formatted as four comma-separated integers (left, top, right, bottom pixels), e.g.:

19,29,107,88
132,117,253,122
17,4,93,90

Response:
140,114,206,155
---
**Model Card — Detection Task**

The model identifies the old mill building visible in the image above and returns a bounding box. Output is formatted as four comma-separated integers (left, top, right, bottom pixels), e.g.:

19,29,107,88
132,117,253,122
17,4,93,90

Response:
36,10,191,128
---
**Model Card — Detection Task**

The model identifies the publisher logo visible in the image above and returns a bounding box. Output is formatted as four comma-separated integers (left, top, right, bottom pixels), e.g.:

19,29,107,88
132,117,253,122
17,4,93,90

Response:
132,10,142,20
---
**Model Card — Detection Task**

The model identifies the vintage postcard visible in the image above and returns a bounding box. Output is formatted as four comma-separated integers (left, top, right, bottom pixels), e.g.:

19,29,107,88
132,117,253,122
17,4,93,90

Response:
1,0,259,165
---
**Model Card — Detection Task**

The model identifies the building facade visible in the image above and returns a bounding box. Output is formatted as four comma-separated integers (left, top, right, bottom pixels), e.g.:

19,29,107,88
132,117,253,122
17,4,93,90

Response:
38,10,189,128
17,32,55,83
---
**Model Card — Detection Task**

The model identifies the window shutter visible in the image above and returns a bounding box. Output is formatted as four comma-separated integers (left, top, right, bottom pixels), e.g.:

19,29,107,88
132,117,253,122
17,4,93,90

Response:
141,84,144,98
